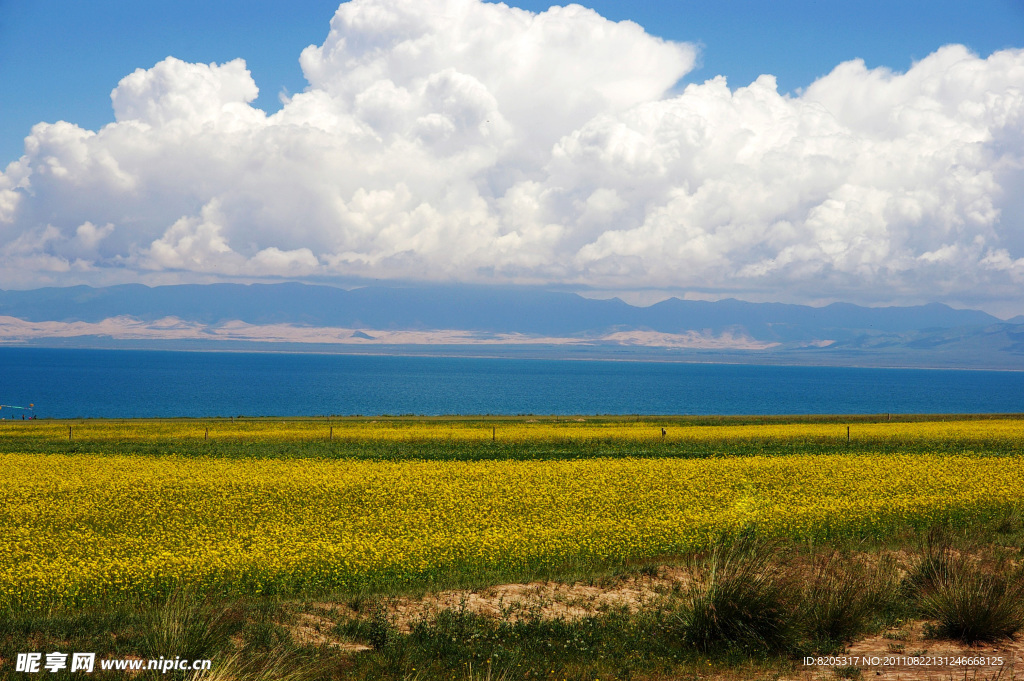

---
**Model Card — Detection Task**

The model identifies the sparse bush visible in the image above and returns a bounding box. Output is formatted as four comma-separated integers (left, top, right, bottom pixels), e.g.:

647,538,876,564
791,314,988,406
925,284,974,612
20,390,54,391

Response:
904,528,958,598
918,556,1024,643
904,529,1024,642
365,606,399,650
800,551,900,650
242,619,291,651
142,590,239,662
636,564,661,578
676,535,798,654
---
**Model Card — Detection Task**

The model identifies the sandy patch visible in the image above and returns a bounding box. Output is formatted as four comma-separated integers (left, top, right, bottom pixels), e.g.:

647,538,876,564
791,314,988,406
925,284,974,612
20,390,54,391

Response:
788,621,1022,681
287,613,371,652
309,567,689,634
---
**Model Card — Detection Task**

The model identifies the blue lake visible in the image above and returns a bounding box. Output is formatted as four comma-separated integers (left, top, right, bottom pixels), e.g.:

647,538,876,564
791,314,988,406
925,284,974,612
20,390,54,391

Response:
1,347,1022,418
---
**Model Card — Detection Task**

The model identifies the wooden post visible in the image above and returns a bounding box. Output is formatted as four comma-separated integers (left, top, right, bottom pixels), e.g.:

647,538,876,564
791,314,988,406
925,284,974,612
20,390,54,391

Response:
847,426,850,444
205,427,208,441
492,426,496,442
330,426,333,441
69,425,72,441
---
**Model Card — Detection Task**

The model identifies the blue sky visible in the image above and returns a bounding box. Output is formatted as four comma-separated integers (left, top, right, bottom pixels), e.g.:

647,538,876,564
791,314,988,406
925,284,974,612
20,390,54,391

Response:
3,0,1022,165
2,0,1024,314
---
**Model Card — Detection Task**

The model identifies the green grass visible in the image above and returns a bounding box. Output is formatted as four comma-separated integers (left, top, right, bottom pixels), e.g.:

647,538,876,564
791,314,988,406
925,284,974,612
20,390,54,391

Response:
2,412,1022,461
5,439,1020,461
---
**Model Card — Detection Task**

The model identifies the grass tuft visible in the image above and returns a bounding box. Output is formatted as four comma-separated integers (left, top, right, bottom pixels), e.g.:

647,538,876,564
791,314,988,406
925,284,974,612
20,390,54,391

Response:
800,551,900,650
906,530,1024,643
142,590,240,662
904,527,960,597
918,555,1024,643
188,648,327,681
676,534,797,655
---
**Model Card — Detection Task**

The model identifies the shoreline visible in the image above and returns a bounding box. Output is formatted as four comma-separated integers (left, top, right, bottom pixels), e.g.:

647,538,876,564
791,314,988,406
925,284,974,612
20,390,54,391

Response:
2,340,1024,372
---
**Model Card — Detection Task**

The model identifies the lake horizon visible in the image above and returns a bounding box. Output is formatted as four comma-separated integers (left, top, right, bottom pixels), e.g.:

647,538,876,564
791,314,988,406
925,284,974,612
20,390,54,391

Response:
3,346,1023,420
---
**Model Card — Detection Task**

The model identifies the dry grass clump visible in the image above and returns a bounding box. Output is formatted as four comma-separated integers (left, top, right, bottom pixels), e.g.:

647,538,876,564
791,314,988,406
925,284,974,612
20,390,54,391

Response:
672,537,906,656
799,550,900,650
142,590,240,663
675,535,799,654
907,532,1024,643
187,650,325,681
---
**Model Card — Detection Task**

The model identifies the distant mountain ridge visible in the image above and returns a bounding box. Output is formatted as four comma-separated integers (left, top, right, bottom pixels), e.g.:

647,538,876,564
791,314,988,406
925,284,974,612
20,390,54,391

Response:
2,283,1022,369
0,283,1003,343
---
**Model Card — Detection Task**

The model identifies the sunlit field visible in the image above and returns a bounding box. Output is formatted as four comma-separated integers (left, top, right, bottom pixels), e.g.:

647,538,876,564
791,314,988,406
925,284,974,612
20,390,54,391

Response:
4,414,1024,448
2,416,1022,612
1,414,1021,461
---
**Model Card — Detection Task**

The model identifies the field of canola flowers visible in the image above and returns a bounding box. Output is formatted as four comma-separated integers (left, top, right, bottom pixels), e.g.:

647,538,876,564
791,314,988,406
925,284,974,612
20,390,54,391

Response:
4,416,1024,447
1,417,1022,611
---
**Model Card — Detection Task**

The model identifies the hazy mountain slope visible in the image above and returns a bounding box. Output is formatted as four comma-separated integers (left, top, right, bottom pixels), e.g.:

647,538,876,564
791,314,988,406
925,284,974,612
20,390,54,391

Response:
1,283,1022,368
0,283,1002,341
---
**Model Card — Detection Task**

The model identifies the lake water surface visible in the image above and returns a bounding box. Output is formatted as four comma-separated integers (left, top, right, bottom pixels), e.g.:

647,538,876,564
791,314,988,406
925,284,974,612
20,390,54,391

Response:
1,347,1021,418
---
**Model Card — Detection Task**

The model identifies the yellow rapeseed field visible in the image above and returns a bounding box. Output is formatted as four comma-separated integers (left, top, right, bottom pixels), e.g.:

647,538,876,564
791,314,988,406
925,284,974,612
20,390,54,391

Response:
2,416,1022,446
2,418,1022,610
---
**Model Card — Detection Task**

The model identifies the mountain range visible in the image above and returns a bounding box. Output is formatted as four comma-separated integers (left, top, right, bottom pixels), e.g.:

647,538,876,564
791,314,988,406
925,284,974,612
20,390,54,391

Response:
1,283,1022,369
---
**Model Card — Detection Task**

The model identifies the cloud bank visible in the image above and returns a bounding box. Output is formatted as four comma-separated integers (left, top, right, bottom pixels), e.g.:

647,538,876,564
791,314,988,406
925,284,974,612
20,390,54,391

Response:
2,0,1023,311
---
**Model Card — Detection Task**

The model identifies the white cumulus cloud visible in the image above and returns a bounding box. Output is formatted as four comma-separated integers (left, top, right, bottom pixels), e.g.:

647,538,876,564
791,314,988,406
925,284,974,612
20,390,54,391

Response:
2,0,1023,313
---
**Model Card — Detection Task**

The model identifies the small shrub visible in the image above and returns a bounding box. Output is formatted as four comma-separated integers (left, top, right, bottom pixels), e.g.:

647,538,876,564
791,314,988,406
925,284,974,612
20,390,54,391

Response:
919,557,1024,643
675,535,797,655
365,606,399,650
242,620,290,651
142,590,239,661
907,529,1024,642
800,551,900,650
904,532,958,598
